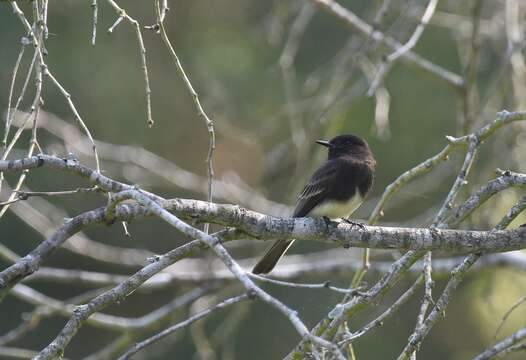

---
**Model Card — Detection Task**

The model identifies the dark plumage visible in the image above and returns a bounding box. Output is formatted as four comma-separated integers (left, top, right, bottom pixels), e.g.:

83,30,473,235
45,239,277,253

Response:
252,134,376,274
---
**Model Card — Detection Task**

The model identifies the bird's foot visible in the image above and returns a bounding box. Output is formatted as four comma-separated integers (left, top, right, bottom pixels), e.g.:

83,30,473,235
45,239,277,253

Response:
342,218,366,230
322,216,333,231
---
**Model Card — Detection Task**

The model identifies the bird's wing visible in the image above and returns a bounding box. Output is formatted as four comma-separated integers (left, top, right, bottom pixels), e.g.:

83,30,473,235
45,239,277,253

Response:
292,161,339,217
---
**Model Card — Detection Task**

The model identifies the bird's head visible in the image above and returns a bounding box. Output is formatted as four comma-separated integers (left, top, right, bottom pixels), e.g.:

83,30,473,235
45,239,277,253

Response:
316,134,372,160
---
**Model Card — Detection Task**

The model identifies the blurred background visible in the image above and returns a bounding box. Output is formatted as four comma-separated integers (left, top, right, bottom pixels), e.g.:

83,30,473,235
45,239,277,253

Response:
1,0,526,359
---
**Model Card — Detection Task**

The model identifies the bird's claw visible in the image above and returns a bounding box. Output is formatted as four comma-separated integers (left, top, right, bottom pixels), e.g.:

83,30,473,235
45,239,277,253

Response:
342,219,365,229
322,216,333,231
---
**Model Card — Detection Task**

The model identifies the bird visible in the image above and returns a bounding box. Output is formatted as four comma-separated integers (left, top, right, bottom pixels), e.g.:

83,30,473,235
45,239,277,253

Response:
252,134,376,274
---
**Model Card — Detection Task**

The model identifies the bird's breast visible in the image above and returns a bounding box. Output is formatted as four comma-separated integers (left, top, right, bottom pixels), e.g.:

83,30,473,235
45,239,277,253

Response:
309,191,363,219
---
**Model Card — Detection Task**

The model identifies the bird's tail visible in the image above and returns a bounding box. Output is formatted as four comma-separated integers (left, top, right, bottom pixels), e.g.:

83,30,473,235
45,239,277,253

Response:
252,239,295,274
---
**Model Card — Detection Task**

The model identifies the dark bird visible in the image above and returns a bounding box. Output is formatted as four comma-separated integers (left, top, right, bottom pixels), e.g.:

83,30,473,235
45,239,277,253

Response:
252,134,376,274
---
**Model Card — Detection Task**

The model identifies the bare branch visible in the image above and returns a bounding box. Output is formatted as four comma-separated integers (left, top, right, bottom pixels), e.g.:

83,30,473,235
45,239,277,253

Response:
106,0,153,127
31,233,219,360
90,0,98,45
370,110,526,225
409,136,478,358
367,0,439,95
397,253,480,359
0,155,525,299
494,294,526,340
249,273,364,295
473,327,526,360
2,2,524,359
10,283,210,331
311,0,464,89
0,346,49,360
4,42,26,150
339,275,424,345
117,294,249,360
151,3,216,234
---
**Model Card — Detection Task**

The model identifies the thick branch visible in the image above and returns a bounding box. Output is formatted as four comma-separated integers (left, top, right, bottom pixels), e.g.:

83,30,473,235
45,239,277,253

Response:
155,197,526,253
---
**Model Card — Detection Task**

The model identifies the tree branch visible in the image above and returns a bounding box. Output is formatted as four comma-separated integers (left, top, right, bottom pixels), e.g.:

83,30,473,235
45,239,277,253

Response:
311,0,464,89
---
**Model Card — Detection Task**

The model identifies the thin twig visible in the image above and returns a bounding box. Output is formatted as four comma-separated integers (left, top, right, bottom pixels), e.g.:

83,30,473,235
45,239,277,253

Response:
370,110,526,225
367,0,439,95
43,69,101,173
280,2,315,184
106,0,154,127
408,136,478,358
250,273,364,295
339,275,424,346
494,294,526,340
152,2,216,233
15,187,101,198
91,0,98,45
460,0,484,134
397,253,480,360
0,3,45,220
311,0,464,89
495,194,526,229
473,327,526,360
117,294,249,360
1,45,38,156
107,14,125,34
4,43,26,150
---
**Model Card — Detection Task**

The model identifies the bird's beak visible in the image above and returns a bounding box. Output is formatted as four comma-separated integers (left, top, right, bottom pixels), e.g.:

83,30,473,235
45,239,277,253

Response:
315,140,331,148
